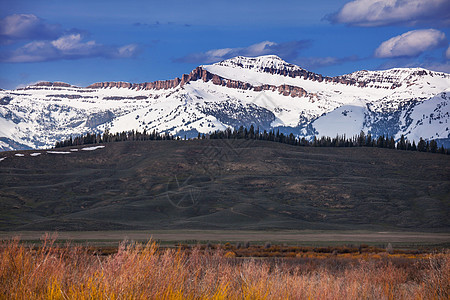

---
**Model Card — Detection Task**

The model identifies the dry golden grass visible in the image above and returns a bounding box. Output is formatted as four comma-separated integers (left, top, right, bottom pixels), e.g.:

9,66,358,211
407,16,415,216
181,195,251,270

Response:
1,236,449,299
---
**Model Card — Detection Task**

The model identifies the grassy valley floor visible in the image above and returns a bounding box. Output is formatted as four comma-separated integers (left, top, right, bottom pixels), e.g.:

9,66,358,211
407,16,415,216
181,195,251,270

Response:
0,139,449,232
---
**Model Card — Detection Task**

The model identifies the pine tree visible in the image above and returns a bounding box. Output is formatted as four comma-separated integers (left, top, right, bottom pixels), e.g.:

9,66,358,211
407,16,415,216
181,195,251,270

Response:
249,124,255,139
388,137,396,149
377,135,385,148
358,131,365,146
417,138,426,152
237,126,244,139
397,134,406,150
429,140,438,153
366,133,372,147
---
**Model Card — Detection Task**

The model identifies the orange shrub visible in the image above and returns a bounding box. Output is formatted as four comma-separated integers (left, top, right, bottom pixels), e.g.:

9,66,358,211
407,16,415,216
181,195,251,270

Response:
0,237,448,299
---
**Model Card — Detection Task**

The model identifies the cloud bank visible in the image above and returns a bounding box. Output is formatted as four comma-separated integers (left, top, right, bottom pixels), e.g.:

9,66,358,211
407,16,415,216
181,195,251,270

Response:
327,0,450,27
294,55,360,70
374,29,447,58
175,40,311,64
0,14,61,44
0,14,140,63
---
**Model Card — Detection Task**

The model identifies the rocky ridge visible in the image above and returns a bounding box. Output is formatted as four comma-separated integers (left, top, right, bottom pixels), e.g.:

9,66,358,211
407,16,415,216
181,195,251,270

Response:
85,66,309,98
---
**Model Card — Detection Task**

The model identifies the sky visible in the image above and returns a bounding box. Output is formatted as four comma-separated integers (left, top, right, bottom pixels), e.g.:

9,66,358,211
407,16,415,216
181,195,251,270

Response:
0,0,449,90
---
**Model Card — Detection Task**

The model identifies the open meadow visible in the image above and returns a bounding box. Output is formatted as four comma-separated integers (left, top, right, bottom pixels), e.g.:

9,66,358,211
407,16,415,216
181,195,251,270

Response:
1,140,449,232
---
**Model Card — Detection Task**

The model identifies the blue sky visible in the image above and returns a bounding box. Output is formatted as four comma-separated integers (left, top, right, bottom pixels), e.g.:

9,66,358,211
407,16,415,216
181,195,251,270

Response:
1,0,449,89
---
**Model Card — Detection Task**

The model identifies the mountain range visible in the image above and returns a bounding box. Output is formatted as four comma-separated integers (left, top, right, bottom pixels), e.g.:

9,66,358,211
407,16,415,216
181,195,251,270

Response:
1,55,449,151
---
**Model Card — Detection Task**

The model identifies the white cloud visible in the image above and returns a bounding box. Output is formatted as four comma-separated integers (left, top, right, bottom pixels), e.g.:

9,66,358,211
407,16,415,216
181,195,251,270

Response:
328,0,450,27
205,48,233,59
298,57,339,68
52,34,88,51
244,41,277,56
422,62,450,73
0,14,39,36
0,14,60,44
117,44,140,58
175,40,310,63
0,34,139,63
446,46,450,60
190,41,277,63
375,29,447,58
0,13,141,62
376,55,450,74
294,55,359,70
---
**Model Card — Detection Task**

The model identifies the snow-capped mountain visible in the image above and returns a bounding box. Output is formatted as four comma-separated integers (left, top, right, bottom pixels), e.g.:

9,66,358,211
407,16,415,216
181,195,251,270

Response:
1,55,449,151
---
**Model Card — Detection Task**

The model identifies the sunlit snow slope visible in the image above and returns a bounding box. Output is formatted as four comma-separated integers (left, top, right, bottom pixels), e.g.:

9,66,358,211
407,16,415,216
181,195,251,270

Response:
1,55,449,151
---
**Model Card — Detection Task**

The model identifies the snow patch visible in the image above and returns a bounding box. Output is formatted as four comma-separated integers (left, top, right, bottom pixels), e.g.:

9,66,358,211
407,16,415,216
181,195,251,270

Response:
312,100,368,138
47,151,71,154
14,153,25,157
30,153,42,156
0,157,6,162
397,90,450,141
81,145,105,151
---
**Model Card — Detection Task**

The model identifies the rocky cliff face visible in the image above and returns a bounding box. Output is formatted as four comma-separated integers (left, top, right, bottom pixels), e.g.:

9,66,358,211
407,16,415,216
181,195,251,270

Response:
86,62,359,92
213,55,361,86
85,66,310,98
32,82,74,88
338,68,450,90
85,111,115,128
86,67,210,90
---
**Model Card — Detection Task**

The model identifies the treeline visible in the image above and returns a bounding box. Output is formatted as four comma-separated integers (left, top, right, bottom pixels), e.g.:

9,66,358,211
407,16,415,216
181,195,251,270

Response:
54,129,175,148
55,125,448,154
205,125,447,154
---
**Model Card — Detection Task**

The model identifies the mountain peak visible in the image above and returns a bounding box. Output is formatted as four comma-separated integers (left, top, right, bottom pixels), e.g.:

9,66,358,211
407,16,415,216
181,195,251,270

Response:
211,55,301,72
339,66,450,90
218,54,284,63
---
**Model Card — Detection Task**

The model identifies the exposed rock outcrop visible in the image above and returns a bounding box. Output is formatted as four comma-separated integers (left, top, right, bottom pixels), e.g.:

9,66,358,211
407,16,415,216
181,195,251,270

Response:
86,67,310,98
85,111,115,128
102,95,148,101
46,94,95,99
277,85,308,97
0,96,13,105
32,82,74,88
